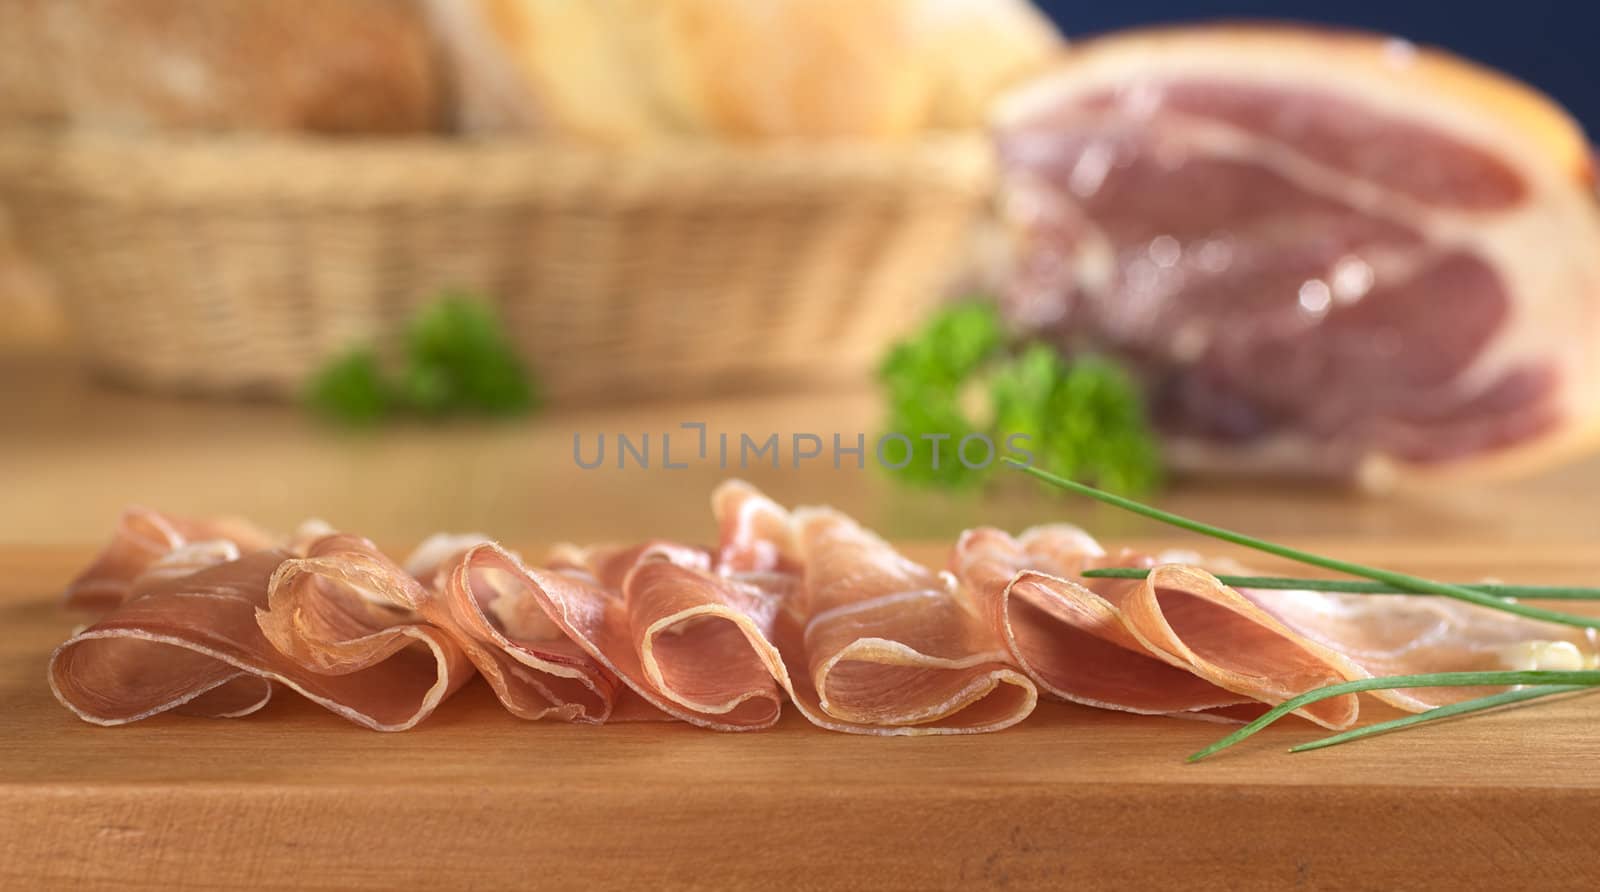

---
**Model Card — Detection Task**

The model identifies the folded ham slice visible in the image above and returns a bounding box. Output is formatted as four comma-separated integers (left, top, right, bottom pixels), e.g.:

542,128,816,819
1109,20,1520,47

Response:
708,480,1039,734
1172,550,1600,710
534,539,788,729
953,527,1357,726
52,547,472,730
51,481,1594,735
786,503,1038,732
62,507,275,611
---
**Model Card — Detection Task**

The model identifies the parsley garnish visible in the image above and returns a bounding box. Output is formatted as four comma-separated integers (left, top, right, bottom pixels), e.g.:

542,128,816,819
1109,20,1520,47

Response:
306,293,540,424
878,301,1160,493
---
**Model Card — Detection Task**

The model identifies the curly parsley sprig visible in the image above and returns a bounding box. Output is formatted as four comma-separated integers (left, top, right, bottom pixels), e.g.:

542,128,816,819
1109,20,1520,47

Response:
878,301,1160,494
306,293,541,424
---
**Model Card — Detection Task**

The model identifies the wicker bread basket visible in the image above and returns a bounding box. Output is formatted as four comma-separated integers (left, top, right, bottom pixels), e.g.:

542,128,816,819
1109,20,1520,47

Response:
0,132,993,402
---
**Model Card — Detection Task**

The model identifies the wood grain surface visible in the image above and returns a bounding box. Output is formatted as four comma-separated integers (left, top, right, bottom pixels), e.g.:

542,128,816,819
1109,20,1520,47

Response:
4,544,1599,890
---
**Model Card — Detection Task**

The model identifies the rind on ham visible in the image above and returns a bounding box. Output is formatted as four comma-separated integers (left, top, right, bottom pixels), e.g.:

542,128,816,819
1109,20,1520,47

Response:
52,548,472,730
63,507,275,611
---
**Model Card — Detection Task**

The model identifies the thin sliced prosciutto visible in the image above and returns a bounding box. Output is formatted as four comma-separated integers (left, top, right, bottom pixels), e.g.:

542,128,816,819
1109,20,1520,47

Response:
1174,551,1600,710
534,539,788,729
50,480,1596,734
702,480,1039,734
62,507,275,611
953,527,1357,727
511,481,1039,734
785,504,1038,733
321,534,621,723
404,532,789,730
52,547,472,730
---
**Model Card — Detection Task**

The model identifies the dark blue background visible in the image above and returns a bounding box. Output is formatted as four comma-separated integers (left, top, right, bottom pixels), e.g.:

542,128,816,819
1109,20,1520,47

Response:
1035,2,1599,135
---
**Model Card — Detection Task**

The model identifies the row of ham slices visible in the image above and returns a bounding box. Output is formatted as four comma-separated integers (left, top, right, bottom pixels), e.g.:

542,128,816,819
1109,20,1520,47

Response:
51,481,1598,734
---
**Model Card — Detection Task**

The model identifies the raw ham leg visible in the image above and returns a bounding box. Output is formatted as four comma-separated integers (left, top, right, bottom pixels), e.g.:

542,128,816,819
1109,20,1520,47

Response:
52,549,473,730
994,25,1600,484
63,508,275,611
953,527,1362,728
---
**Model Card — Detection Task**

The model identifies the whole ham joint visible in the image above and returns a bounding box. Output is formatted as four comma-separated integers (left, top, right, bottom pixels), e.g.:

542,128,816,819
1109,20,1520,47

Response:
994,25,1600,486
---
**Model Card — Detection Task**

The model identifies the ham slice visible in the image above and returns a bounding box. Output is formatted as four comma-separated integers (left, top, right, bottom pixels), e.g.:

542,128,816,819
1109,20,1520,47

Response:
511,481,1038,735
62,507,275,611
265,533,616,723
994,25,1600,485
704,480,1039,734
785,501,1038,732
1171,550,1600,710
536,539,788,729
953,527,1357,726
50,480,1594,734
51,547,472,730
402,532,789,730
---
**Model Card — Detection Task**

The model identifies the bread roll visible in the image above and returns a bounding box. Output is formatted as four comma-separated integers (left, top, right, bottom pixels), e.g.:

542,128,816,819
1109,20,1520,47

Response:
0,0,443,134
435,0,1062,143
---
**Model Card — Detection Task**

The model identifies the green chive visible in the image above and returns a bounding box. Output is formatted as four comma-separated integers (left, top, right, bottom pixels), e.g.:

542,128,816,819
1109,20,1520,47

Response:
1079,568,1600,601
1187,670,1600,761
1005,461,1600,630
1287,685,1592,753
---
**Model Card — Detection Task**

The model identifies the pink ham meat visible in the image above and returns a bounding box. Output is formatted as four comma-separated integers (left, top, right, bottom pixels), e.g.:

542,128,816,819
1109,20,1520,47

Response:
1174,550,1600,710
785,503,1038,732
714,480,1038,734
457,481,1037,734
994,26,1600,484
51,480,1596,733
952,527,1357,726
51,546,472,729
265,533,620,723
535,539,787,729
954,526,1600,724
62,507,275,611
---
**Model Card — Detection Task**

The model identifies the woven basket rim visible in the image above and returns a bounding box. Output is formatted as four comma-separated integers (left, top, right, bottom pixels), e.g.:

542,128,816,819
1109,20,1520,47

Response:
0,129,996,208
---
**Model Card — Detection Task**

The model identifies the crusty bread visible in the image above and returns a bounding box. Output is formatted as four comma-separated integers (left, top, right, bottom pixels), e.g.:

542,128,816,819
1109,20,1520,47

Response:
434,0,1062,143
0,0,443,134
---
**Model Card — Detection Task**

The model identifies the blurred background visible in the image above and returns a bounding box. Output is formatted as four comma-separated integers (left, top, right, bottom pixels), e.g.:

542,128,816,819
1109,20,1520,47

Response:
3,1,1599,550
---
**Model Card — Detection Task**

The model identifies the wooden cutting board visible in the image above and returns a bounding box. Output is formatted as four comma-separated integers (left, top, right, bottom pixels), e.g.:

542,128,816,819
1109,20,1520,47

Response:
3,543,1598,890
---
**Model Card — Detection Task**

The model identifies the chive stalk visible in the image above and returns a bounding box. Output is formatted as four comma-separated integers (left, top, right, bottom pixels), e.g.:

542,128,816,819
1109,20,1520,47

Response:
1286,685,1592,753
1188,670,1600,761
1079,568,1600,601
1005,461,1600,630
